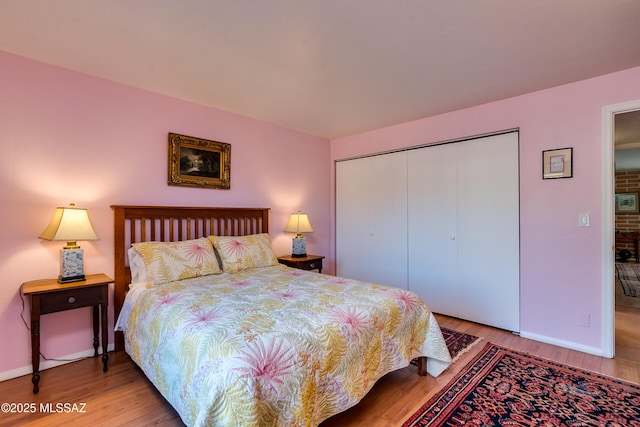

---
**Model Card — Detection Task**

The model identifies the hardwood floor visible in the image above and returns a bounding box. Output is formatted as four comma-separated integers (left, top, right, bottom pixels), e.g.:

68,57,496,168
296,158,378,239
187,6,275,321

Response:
1,313,639,427
616,304,640,362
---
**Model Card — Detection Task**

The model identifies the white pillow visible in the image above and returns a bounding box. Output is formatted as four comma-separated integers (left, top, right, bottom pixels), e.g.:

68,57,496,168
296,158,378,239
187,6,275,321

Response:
127,246,148,284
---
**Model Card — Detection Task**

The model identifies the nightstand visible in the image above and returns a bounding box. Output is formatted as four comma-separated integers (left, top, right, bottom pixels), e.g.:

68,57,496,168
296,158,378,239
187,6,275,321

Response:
277,255,325,273
21,273,112,394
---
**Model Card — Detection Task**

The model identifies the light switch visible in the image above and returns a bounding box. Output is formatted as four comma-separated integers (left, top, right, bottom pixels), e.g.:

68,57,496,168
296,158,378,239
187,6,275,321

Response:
579,213,590,227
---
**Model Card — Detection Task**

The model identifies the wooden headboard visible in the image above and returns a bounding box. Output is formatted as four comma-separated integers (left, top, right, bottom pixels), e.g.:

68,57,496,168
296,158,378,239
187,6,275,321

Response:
111,205,270,350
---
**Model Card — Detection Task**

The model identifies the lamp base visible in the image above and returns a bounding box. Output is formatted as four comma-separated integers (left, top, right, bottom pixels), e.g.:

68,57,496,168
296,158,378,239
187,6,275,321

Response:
58,274,86,284
59,248,86,284
291,236,307,258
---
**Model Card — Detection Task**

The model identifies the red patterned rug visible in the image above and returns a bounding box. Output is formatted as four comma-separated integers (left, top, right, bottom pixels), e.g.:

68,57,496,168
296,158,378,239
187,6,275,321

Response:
439,327,482,362
616,262,640,297
412,328,481,368
404,342,640,426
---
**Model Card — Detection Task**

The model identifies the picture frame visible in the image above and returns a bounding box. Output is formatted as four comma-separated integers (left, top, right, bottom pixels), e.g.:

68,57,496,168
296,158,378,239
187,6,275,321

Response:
615,192,639,213
542,147,573,179
168,132,231,189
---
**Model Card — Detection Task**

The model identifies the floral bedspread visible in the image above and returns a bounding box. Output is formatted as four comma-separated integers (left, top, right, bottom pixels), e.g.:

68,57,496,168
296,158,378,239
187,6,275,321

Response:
122,265,451,426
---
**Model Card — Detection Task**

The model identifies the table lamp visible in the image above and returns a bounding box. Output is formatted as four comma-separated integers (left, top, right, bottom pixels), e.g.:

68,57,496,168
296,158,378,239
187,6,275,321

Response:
283,211,314,258
39,203,99,283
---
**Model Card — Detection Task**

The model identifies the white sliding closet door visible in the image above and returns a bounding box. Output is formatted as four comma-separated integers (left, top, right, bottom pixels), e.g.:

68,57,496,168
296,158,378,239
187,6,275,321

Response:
336,132,519,331
407,144,459,317
336,151,408,288
456,134,519,331
407,132,519,331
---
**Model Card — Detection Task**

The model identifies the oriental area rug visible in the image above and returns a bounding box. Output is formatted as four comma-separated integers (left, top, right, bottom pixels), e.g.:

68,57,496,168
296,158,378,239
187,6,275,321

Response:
615,262,640,297
439,327,482,363
412,328,482,368
404,342,640,426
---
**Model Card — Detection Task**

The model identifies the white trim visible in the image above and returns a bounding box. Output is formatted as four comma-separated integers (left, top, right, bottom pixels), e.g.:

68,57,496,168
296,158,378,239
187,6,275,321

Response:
520,330,605,357
0,344,114,382
602,99,640,359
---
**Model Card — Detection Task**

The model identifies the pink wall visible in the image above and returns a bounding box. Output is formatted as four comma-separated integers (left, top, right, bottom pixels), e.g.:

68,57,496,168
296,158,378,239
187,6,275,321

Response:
330,66,640,353
3,46,640,379
0,51,330,378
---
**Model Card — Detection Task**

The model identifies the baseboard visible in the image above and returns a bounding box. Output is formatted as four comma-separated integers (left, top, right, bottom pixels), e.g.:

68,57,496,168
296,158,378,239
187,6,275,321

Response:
519,330,606,358
0,344,115,382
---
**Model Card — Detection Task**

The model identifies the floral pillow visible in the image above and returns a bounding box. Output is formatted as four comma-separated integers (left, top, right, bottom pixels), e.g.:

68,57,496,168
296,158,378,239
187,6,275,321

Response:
131,237,222,286
209,233,278,273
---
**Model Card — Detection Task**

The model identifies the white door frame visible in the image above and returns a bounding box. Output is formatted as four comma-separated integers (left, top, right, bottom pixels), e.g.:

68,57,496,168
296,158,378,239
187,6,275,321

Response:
602,99,640,358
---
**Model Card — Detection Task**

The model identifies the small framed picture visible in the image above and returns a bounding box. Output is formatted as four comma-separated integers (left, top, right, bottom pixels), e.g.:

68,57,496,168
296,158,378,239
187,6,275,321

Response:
542,148,573,179
616,192,639,213
168,132,231,189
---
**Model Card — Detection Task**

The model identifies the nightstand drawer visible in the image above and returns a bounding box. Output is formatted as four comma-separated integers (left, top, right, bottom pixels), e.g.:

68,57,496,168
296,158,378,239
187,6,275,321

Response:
39,286,105,314
277,255,325,273
299,259,321,270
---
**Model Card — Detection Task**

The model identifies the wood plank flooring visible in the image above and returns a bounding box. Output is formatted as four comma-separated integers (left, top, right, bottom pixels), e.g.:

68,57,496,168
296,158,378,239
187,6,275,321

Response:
1,312,638,427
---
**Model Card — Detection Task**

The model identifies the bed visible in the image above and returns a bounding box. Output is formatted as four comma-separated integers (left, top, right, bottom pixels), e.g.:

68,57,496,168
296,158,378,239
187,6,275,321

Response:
112,205,451,427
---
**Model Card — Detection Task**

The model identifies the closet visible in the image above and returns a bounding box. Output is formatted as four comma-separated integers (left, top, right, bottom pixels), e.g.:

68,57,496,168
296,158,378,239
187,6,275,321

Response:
336,150,408,289
336,131,520,332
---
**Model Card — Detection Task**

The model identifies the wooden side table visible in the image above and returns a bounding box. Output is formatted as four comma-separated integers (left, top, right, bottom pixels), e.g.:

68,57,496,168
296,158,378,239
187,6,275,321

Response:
21,273,112,394
277,255,325,273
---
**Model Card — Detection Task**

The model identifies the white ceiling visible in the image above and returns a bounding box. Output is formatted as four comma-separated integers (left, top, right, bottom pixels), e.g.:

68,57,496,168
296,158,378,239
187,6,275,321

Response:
1,1,640,139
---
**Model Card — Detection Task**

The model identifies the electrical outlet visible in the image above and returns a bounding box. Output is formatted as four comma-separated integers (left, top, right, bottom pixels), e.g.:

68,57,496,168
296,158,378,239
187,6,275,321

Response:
578,313,590,327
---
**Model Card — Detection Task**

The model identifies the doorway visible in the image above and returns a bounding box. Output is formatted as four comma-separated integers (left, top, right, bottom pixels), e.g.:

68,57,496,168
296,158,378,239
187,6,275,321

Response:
603,100,640,360
613,109,640,362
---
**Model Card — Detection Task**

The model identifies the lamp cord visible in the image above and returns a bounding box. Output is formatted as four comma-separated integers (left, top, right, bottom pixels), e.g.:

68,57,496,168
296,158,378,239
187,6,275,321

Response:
20,294,92,363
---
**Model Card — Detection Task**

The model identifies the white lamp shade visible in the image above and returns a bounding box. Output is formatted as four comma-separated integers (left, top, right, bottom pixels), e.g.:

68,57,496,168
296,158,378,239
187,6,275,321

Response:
284,212,314,234
39,204,98,283
39,204,99,244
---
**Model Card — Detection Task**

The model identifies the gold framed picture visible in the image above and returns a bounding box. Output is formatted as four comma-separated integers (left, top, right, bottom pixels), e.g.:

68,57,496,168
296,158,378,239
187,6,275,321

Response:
168,132,231,189
542,147,573,179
